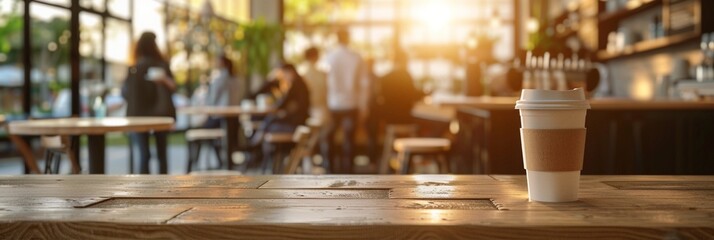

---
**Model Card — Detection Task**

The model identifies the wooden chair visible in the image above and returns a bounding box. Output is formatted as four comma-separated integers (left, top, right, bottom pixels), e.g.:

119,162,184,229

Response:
393,138,451,174
185,129,224,174
283,126,312,174
3,120,40,174
39,135,81,174
379,124,418,174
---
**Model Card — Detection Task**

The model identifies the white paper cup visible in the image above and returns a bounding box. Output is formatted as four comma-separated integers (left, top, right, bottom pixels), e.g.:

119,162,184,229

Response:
241,100,255,110
516,89,590,202
146,67,166,81
256,94,273,110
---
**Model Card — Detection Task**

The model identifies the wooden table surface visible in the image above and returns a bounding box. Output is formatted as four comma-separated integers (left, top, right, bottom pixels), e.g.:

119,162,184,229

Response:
7,117,174,174
1,175,712,239
431,95,714,110
178,106,274,117
7,117,175,135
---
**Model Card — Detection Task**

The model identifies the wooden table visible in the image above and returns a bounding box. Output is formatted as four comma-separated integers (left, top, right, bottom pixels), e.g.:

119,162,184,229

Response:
178,106,273,170
7,117,174,174
0,175,712,239
431,96,714,174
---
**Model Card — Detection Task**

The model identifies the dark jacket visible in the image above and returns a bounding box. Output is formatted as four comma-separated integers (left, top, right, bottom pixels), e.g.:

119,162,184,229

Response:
265,77,311,128
377,68,423,124
122,57,176,119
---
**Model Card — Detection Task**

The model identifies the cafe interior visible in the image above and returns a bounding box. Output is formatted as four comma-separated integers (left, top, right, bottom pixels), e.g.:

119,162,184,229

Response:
0,0,713,238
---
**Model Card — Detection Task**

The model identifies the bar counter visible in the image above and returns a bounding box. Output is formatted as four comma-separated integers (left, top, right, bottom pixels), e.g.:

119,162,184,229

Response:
432,96,714,174
1,175,713,239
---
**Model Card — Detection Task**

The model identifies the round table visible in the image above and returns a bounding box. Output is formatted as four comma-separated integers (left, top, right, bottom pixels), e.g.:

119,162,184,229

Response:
178,106,273,170
8,117,174,174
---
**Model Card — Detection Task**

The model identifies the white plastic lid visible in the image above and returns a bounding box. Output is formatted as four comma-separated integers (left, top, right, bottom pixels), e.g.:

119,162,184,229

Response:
515,89,591,110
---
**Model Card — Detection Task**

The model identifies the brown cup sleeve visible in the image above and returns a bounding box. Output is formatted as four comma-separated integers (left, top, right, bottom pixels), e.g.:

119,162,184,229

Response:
521,128,586,171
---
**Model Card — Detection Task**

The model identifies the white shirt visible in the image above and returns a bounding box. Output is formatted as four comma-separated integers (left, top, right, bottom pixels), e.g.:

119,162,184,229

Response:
325,45,367,110
301,63,329,121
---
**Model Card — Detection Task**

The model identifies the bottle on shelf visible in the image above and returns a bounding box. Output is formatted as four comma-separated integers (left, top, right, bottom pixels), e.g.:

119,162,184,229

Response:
522,51,535,89
698,33,714,82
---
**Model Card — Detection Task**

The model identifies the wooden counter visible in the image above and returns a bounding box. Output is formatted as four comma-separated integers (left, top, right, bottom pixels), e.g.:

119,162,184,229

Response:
0,175,713,239
432,95,714,110
433,96,714,174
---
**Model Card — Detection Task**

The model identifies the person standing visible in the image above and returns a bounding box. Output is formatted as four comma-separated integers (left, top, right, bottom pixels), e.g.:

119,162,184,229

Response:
301,47,328,124
324,29,368,174
122,32,176,174
376,49,423,124
301,47,330,171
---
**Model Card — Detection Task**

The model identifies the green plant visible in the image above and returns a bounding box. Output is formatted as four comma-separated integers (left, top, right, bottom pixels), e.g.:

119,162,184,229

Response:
233,19,282,82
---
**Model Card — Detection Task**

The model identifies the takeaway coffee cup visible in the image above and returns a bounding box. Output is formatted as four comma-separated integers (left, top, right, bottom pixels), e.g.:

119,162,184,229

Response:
515,89,590,202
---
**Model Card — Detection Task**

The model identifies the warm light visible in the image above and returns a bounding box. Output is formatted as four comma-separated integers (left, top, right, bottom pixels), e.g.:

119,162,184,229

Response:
631,76,654,101
490,17,501,28
411,0,453,30
526,18,540,33
466,37,478,49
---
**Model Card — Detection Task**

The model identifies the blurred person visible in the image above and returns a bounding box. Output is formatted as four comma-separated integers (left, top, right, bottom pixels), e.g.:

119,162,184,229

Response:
251,63,311,142
201,54,237,128
266,63,311,131
301,47,328,123
301,46,330,170
122,31,176,174
324,28,368,174
376,49,423,124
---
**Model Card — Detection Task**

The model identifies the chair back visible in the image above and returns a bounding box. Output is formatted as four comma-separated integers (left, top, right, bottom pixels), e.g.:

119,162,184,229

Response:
284,125,311,174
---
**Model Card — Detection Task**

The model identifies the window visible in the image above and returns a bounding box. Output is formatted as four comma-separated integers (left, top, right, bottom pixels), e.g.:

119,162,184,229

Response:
30,3,71,118
0,0,23,119
284,0,516,93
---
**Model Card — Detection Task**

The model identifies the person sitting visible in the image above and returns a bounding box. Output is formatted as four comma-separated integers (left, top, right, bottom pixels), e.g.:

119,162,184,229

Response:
251,63,311,143
201,54,238,129
248,64,310,172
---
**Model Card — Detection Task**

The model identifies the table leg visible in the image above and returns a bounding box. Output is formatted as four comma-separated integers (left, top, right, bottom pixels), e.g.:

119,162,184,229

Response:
224,117,239,170
88,134,106,174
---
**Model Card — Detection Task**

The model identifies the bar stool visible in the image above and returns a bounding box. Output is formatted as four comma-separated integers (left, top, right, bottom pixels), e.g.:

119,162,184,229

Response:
262,132,295,174
185,129,224,174
393,138,451,174
379,124,417,174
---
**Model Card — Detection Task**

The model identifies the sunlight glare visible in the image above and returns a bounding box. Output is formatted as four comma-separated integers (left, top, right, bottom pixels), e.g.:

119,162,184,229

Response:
412,0,453,30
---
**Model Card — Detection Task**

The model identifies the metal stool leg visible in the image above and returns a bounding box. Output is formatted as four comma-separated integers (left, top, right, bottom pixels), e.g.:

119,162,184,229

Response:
44,151,54,174
212,140,223,169
52,153,61,174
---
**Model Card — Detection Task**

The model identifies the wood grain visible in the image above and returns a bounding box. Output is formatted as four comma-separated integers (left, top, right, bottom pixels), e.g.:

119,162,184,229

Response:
3,223,712,240
1,175,713,239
